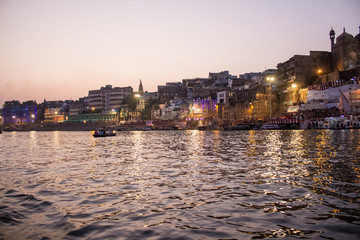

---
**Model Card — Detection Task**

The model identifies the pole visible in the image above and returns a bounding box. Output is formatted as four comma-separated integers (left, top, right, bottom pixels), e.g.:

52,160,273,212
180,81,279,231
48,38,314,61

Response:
269,81,272,119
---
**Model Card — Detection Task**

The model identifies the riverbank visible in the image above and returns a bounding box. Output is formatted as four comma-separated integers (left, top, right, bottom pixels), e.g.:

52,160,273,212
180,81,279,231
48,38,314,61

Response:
1,122,117,132
2,116,360,131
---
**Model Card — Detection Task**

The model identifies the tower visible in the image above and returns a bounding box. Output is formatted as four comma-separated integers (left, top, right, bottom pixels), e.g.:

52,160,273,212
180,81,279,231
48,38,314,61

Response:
138,79,144,95
329,27,336,51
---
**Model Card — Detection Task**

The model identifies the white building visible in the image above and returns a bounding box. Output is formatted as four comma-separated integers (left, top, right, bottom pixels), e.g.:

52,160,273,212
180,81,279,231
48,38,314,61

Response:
88,85,133,110
301,81,360,114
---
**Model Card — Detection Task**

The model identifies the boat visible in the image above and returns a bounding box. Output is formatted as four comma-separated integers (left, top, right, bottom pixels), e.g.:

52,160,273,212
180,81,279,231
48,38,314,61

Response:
197,126,207,131
93,129,116,137
261,124,279,130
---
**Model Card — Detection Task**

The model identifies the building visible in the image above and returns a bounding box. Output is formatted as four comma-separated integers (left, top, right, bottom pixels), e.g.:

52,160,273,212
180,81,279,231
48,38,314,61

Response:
240,72,262,85
65,111,119,123
88,85,133,110
277,51,331,88
209,71,237,88
316,27,360,83
350,88,360,114
69,97,89,115
301,79,360,114
2,100,37,126
331,27,360,72
44,108,64,123
158,82,186,103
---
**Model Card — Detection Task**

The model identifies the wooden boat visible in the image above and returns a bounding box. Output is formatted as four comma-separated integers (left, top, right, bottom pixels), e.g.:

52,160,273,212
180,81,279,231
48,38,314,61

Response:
197,126,207,131
261,124,279,130
93,129,116,137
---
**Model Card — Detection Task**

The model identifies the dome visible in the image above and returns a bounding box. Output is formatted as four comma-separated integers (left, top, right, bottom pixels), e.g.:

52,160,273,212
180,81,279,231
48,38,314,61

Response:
336,28,354,42
355,26,360,41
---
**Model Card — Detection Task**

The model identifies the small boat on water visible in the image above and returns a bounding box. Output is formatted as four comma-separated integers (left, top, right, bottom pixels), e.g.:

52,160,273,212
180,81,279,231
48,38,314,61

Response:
261,124,279,130
197,126,207,131
93,129,116,137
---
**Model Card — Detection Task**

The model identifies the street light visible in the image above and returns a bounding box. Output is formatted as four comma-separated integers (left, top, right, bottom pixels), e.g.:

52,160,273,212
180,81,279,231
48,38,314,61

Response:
135,94,141,104
266,76,274,119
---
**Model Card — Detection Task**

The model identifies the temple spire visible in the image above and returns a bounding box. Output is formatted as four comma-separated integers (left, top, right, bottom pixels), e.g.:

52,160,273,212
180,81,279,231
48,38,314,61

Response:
138,79,144,94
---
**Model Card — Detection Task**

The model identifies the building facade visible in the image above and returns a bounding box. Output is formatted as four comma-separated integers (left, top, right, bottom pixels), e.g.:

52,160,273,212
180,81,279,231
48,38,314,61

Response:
2,101,37,126
158,82,186,103
331,28,360,72
88,85,133,110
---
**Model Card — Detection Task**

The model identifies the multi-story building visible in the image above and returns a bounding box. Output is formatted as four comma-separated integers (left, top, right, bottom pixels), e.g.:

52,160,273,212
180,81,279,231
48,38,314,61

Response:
44,108,64,123
277,51,331,88
158,82,186,103
209,71,237,88
69,97,89,115
88,85,133,110
2,100,37,126
240,72,262,85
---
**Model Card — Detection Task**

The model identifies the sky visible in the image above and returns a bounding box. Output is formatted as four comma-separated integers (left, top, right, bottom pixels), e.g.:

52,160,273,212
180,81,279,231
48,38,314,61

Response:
0,0,359,106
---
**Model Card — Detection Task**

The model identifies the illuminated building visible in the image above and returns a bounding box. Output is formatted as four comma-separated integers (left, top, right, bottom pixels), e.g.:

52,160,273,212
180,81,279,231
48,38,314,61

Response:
2,100,37,126
44,108,64,123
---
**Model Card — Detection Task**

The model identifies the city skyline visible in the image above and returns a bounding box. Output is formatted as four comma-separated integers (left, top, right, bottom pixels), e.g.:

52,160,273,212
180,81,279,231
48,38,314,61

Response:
0,0,359,106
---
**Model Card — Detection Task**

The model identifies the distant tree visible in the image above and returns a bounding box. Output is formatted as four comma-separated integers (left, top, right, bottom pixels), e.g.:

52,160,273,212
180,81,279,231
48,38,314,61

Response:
124,95,137,111
141,99,159,120
36,103,46,123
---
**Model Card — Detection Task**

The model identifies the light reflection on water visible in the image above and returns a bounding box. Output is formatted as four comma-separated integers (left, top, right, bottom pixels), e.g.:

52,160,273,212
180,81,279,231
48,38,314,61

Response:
0,130,359,239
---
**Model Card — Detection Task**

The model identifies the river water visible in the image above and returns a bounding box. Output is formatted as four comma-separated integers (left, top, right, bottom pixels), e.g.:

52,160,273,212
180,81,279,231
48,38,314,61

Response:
0,130,359,239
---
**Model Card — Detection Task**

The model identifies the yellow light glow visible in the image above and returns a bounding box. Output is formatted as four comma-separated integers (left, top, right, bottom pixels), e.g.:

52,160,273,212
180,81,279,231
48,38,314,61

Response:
318,69,323,74
135,94,141,98
31,114,35,118
91,107,95,111
267,76,274,81
292,83,297,88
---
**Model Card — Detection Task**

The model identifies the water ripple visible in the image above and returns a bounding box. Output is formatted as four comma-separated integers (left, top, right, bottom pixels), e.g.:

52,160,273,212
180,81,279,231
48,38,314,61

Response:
0,130,359,239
